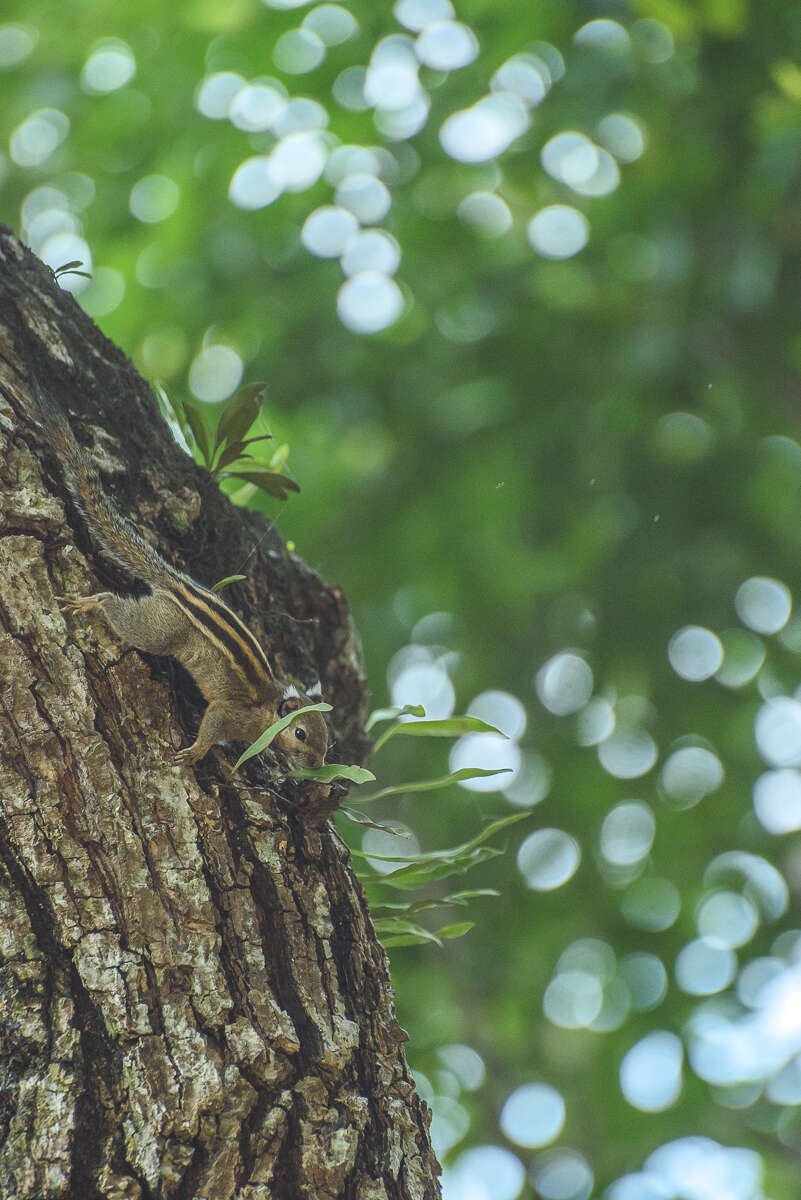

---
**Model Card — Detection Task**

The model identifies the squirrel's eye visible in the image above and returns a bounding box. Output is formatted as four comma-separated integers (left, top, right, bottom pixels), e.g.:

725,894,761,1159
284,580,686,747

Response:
294,727,307,742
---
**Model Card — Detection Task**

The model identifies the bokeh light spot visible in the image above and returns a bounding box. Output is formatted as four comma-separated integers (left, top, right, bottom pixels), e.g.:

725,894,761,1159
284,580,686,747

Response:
301,205,358,257
302,3,358,46
544,970,602,1029
517,829,580,891
81,39,136,94
621,877,680,931
755,697,801,766
536,652,593,716
598,729,657,779
188,344,243,403
129,175,180,224
394,0,455,34
362,821,420,873
229,156,282,209
753,769,801,833
450,734,521,792
335,172,392,223
675,939,736,995
600,801,655,866
0,24,37,69
620,1032,682,1111
457,191,512,238
442,1145,524,1200
10,108,70,168
341,229,401,276
597,113,646,162
337,271,404,333
735,576,792,634
527,206,589,260
415,20,478,70
661,746,724,805
668,625,723,681
440,94,528,163
500,1083,565,1149
534,1150,594,1200
273,28,325,74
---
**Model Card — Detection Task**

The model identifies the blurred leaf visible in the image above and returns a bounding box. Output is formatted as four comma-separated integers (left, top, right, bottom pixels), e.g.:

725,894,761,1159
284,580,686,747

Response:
371,715,507,755
221,469,300,500
213,381,267,456
435,921,474,940
354,766,512,803
183,401,212,466
339,806,411,833
366,704,427,730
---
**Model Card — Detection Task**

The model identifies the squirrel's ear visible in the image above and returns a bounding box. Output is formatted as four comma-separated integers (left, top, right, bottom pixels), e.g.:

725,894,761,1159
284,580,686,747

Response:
307,680,323,699
277,682,302,718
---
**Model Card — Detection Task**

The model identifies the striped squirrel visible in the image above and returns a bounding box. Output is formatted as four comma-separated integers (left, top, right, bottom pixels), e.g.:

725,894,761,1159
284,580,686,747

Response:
23,376,329,770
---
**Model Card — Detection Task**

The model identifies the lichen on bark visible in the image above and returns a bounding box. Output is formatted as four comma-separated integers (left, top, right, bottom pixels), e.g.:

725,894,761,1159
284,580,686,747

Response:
0,226,441,1200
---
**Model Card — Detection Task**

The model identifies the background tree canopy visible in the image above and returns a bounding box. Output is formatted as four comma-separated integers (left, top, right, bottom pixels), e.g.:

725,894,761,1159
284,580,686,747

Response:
3,0,801,1196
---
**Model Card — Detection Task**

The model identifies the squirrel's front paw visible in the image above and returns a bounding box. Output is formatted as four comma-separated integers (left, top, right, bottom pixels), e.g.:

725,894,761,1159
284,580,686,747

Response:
174,744,202,767
56,592,111,614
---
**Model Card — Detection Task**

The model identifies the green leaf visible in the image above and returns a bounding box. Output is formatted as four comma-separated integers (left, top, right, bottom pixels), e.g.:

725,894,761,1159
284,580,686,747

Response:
364,846,503,891
183,401,213,466
222,469,301,500
213,381,267,456
435,921,475,940
290,764,376,785
354,767,512,804
353,811,529,866
210,574,247,592
338,807,411,834
371,714,506,755
366,704,426,731
368,890,499,919
374,918,443,947
211,434,275,473
231,702,333,772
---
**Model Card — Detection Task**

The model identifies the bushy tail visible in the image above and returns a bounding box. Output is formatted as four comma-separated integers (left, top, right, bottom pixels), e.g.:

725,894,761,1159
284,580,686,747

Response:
24,375,177,588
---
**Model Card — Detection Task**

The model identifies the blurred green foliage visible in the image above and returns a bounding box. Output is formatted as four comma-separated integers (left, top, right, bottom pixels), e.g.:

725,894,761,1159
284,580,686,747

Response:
4,0,801,1196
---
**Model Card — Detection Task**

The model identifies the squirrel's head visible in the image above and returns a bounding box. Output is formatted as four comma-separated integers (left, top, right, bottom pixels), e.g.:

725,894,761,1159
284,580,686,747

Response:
274,682,328,769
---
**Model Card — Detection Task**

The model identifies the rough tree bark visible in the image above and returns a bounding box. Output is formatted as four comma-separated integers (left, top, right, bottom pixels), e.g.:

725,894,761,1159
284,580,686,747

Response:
0,227,441,1200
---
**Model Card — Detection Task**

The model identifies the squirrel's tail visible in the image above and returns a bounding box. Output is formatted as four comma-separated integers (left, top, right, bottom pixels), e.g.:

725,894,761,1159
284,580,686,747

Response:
24,375,177,589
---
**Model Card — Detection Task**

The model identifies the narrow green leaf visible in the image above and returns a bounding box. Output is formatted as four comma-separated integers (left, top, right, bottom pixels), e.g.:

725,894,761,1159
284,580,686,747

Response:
213,382,267,456
338,806,410,834
374,918,443,947
436,921,475,940
231,702,333,772
371,714,506,755
352,811,529,866
183,401,213,465
291,764,376,785
367,847,503,891
366,704,426,731
222,469,301,500
55,259,84,272
444,888,501,902
368,890,499,919
354,767,512,804
210,574,247,592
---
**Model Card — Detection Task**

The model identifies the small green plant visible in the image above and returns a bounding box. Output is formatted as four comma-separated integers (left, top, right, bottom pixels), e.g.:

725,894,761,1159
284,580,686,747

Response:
294,704,528,947
54,259,92,280
158,381,301,501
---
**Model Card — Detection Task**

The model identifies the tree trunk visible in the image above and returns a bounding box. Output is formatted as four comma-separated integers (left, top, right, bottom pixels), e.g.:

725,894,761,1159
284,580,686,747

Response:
0,227,441,1200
